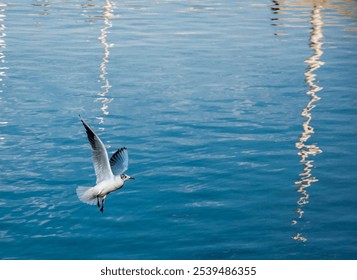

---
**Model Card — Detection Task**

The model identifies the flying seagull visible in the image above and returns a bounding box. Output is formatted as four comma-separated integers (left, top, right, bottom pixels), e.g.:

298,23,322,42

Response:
76,116,134,213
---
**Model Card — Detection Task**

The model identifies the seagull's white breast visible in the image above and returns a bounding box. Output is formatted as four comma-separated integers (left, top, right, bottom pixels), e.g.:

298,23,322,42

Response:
95,176,124,197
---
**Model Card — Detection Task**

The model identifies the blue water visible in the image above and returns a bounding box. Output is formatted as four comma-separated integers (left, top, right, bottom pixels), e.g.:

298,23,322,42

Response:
0,0,356,260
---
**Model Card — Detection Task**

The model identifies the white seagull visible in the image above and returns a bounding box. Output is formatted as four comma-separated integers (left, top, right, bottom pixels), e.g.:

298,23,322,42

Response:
76,116,134,213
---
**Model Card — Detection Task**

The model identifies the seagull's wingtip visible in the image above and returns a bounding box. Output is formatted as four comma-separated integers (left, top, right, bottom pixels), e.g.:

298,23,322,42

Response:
79,115,87,126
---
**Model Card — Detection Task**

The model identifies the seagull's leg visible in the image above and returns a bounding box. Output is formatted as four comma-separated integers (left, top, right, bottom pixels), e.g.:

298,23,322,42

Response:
97,196,100,208
100,195,107,213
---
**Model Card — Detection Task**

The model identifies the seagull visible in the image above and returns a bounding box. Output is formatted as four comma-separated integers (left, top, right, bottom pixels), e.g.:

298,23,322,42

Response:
76,116,134,213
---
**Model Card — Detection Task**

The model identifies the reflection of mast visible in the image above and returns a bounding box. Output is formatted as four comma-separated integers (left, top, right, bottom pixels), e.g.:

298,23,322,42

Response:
292,5,324,242
96,0,114,126
0,3,7,143
32,0,50,17
270,1,280,36
271,1,280,24
0,2,6,91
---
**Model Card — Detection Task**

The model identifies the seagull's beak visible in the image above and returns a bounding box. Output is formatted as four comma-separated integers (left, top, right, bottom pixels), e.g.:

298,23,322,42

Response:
130,177,135,180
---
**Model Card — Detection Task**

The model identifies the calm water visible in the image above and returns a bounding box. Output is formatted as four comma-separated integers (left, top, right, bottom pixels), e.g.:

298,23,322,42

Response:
0,0,356,260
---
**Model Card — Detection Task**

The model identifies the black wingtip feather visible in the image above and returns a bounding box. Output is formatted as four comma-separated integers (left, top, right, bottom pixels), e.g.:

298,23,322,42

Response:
79,117,98,148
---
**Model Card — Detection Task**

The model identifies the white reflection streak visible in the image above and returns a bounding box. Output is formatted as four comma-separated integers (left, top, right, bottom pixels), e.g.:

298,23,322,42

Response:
0,3,8,144
96,0,114,126
292,6,324,242
0,3,6,90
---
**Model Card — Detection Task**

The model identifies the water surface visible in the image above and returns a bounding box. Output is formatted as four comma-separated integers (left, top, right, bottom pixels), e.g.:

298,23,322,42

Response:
0,0,356,259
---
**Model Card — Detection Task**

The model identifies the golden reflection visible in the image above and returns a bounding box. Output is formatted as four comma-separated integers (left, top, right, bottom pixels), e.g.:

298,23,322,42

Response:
95,0,115,127
292,5,324,242
274,0,357,19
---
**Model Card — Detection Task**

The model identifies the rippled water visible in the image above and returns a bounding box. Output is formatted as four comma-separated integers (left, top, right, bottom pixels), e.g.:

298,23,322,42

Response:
0,0,356,259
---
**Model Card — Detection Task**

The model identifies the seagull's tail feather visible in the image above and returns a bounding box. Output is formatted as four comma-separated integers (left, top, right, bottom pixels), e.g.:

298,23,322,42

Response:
76,186,97,205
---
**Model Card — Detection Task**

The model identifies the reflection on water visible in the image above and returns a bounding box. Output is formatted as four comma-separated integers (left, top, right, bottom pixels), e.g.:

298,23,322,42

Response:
270,0,327,242
95,0,114,127
271,1,280,29
31,0,50,17
280,0,357,19
0,2,6,93
0,3,8,144
292,5,324,242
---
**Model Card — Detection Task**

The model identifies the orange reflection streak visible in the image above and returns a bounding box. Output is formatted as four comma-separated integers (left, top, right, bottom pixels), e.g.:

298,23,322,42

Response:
292,5,324,242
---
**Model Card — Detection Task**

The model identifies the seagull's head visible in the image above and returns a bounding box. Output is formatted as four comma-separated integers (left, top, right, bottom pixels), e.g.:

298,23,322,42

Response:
121,174,135,181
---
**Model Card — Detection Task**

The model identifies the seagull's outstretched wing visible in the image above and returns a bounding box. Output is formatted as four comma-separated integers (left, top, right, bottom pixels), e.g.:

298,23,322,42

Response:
80,117,113,183
110,147,129,175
